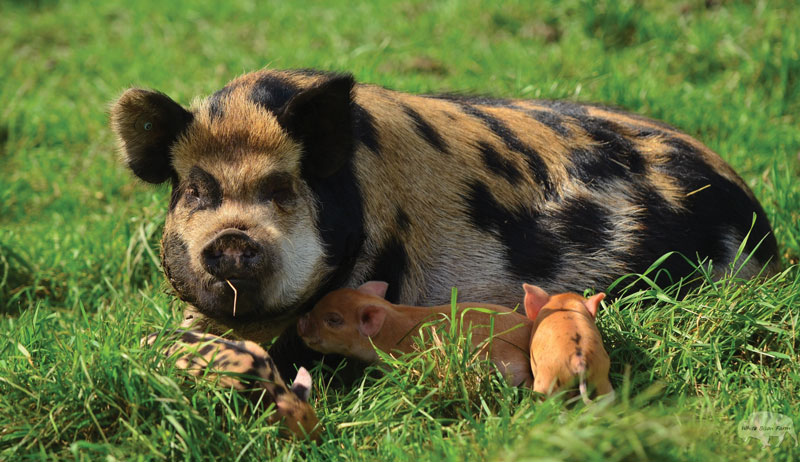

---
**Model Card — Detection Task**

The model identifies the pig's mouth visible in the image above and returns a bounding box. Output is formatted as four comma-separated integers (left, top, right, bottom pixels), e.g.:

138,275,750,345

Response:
299,336,320,349
176,270,310,328
210,277,259,294
190,277,275,321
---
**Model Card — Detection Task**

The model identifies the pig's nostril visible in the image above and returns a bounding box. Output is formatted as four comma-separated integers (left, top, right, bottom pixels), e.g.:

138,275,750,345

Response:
200,228,266,279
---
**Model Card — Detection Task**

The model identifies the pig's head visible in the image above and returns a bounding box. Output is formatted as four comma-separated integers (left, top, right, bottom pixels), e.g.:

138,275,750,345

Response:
296,281,390,362
276,366,322,441
111,71,365,327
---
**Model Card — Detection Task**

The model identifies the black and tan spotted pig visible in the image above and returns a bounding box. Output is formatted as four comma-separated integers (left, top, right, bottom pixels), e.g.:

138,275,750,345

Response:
143,331,320,440
112,68,778,375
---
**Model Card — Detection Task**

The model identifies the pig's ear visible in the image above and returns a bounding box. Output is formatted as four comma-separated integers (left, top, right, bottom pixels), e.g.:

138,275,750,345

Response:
357,304,386,337
290,367,312,402
356,281,389,299
110,88,193,184
523,283,550,320
277,74,356,179
584,293,606,319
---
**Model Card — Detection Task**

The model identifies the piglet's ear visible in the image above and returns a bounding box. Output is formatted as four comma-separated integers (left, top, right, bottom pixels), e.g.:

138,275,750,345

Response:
523,283,550,321
356,281,389,299
277,75,356,179
110,88,193,184
290,367,312,402
584,293,606,319
357,304,386,337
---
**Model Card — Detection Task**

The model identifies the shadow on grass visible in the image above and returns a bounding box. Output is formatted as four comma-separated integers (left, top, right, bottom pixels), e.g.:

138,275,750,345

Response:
597,241,796,400
2,0,60,10
0,241,49,314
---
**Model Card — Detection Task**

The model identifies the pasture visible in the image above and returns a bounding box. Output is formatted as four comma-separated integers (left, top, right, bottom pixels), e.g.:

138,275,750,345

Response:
1,0,798,460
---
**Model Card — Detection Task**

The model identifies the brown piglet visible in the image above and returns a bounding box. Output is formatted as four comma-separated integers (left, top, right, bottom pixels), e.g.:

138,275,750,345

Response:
523,284,613,403
297,281,533,387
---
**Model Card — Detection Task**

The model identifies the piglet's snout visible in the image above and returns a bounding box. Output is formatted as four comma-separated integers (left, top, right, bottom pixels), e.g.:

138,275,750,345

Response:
201,228,266,280
297,315,311,337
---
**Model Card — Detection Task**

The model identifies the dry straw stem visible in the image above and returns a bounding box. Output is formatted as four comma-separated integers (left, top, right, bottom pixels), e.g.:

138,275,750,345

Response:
225,279,238,317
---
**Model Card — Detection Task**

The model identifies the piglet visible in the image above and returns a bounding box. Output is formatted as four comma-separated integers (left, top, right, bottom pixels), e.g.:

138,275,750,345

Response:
143,331,321,440
523,284,613,403
297,281,533,387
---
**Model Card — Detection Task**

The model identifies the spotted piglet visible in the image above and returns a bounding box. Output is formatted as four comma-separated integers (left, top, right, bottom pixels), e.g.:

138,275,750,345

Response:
523,284,613,403
143,331,321,440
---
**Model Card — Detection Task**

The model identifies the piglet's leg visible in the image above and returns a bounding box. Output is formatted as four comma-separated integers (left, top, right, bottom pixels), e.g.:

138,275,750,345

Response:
532,374,556,395
595,379,614,398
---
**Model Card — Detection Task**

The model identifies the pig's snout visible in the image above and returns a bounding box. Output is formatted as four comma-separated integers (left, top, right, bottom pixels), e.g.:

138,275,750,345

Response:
201,228,267,280
297,314,312,338
297,315,321,348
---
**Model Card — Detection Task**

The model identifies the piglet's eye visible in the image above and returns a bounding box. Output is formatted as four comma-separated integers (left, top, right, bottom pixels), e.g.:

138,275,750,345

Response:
323,313,344,328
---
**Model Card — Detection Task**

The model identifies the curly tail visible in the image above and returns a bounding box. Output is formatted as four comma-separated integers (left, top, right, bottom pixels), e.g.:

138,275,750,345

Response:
578,370,592,405
572,355,592,405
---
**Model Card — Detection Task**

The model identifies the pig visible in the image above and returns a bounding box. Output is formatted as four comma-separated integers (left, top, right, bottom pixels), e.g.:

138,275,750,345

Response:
523,283,613,403
296,281,533,387
110,68,778,376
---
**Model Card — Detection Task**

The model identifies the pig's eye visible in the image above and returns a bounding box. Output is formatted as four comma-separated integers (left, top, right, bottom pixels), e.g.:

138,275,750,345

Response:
185,185,199,199
323,313,344,328
184,166,222,210
184,184,204,205
259,173,296,208
184,183,215,210
271,186,294,205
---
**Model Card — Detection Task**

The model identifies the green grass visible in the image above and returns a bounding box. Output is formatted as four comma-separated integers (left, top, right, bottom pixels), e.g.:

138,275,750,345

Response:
1,0,798,460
